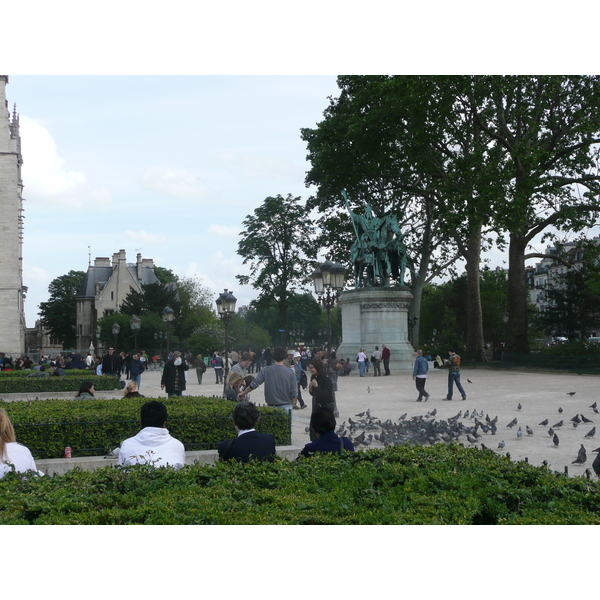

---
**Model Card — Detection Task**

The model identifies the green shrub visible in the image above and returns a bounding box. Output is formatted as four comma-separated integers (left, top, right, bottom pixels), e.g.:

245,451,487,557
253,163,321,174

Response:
0,374,121,394
1,444,599,524
1,396,290,458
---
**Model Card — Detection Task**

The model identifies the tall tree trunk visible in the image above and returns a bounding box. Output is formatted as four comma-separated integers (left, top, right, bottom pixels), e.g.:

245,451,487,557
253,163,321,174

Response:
465,221,486,361
505,231,529,356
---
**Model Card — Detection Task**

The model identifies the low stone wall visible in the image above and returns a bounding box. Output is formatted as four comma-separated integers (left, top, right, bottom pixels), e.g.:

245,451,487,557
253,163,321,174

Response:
36,445,303,476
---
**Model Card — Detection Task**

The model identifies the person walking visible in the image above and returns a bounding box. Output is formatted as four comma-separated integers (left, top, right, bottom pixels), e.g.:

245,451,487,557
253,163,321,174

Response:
412,349,429,402
130,353,145,389
161,351,189,398
213,352,224,384
195,354,207,384
382,344,391,375
443,349,467,401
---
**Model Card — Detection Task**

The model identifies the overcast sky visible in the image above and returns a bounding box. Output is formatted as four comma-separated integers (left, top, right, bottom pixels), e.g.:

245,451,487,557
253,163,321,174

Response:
5,75,342,324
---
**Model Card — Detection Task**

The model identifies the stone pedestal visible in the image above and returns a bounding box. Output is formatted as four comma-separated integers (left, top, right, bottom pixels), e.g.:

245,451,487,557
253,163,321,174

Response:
336,287,415,371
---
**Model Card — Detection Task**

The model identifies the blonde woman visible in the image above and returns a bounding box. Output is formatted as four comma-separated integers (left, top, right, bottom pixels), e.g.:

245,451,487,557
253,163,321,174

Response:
122,381,145,398
226,371,245,402
0,408,43,478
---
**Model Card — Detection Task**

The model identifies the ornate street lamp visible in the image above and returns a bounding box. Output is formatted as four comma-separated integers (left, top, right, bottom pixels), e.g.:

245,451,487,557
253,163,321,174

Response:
130,314,142,353
216,289,237,398
312,257,346,407
111,322,120,351
162,306,175,357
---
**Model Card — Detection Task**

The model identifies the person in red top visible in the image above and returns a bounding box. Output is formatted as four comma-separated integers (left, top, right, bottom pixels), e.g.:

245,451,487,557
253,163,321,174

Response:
382,344,391,376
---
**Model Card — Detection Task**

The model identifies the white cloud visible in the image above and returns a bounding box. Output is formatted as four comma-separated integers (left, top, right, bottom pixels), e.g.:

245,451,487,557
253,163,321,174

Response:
207,224,241,238
23,265,49,282
139,167,209,198
124,230,168,245
20,116,87,206
216,152,298,182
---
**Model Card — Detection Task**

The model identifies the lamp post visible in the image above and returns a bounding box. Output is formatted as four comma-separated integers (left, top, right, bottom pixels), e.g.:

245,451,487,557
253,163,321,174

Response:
162,306,175,358
216,289,237,399
111,322,120,351
312,257,346,409
130,314,142,353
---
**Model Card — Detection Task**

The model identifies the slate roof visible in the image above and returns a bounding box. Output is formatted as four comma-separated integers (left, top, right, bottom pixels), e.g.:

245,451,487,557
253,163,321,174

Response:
77,264,158,298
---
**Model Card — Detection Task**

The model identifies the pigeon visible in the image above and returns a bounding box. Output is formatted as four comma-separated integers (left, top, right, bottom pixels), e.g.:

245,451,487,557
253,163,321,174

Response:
558,407,563,413
467,379,473,384
517,403,522,411
399,413,407,421
507,418,518,428
552,420,563,428
573,421,579,429
490,423,497,435
355,412,366,417
517,427,523,440
498,440,506,450
581,414,594,424
594,408,599,414
593,451,600,478
572,444,587,465
466,434,478,445
553,433,560,447
526,425,533,436
548,427,555,437
567,392,576,396
590,402,597,409
570,414,581,423
367,386,370,394
539,419,549,426
585,427,596,439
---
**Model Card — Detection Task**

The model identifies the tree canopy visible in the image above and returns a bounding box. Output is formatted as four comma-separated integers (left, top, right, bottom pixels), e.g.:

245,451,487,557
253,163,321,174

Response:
38,270,86,349
236,194,317,335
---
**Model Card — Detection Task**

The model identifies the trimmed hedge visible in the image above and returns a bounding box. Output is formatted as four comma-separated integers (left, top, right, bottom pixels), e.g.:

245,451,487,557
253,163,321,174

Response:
1,444,599,524
0,373,121,394
1,396,291,458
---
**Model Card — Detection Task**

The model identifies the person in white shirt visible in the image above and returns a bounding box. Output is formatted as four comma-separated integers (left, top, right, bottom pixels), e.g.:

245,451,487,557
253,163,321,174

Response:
357,349,367,377
0,408,44,479
118,401,186,469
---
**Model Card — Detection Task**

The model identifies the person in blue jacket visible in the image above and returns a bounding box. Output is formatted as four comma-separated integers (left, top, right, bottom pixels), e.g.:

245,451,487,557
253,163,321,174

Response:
299,407,354,458
412,349,429,402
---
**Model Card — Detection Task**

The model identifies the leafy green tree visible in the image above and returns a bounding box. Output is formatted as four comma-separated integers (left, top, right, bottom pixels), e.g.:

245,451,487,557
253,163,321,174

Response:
119,281,181,318
236,194,317,335
39,270,86,349
470,76,600,355
301,76,501,359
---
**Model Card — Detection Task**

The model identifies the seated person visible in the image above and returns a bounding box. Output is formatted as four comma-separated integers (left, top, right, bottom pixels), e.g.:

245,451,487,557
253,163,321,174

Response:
1,408,44,479
118,401,185,469
218,401,276,462
299,407,355,458
122,381,145,398
27,365,50,377
73,381,95,399
342,358,352,376
225,371,245,402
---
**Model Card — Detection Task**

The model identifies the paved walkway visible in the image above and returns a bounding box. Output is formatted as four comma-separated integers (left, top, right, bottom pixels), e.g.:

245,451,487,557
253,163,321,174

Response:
127,364,600,476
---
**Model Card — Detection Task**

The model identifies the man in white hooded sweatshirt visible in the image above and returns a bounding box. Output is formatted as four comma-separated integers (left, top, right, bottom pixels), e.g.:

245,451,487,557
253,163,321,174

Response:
118,401,186,468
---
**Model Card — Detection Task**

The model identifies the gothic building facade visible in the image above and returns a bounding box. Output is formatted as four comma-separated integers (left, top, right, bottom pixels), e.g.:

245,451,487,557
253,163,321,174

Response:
0,75,26,355
76,249,158,353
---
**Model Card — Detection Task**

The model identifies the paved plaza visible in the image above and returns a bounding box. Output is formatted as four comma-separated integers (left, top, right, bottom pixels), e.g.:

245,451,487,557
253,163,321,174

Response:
129,363,600,476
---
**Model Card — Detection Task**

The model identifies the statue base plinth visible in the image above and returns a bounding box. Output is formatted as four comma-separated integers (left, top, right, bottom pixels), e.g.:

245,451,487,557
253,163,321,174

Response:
336,287,415,371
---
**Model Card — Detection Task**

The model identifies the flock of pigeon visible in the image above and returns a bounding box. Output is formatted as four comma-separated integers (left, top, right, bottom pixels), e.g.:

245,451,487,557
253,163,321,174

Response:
330,393,600,479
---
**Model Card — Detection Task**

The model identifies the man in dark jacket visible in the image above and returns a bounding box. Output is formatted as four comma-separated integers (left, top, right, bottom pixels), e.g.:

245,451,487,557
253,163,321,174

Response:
299,407,354,458
102,347,119,376
218,401,276,462
161,351,189,398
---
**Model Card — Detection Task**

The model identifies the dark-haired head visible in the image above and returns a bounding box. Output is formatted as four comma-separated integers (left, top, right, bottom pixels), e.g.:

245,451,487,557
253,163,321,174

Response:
232,401,261,431
141,401,168,428
272,347,287,362
310,407,336,436
76,381,95,396
308,358,326,377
